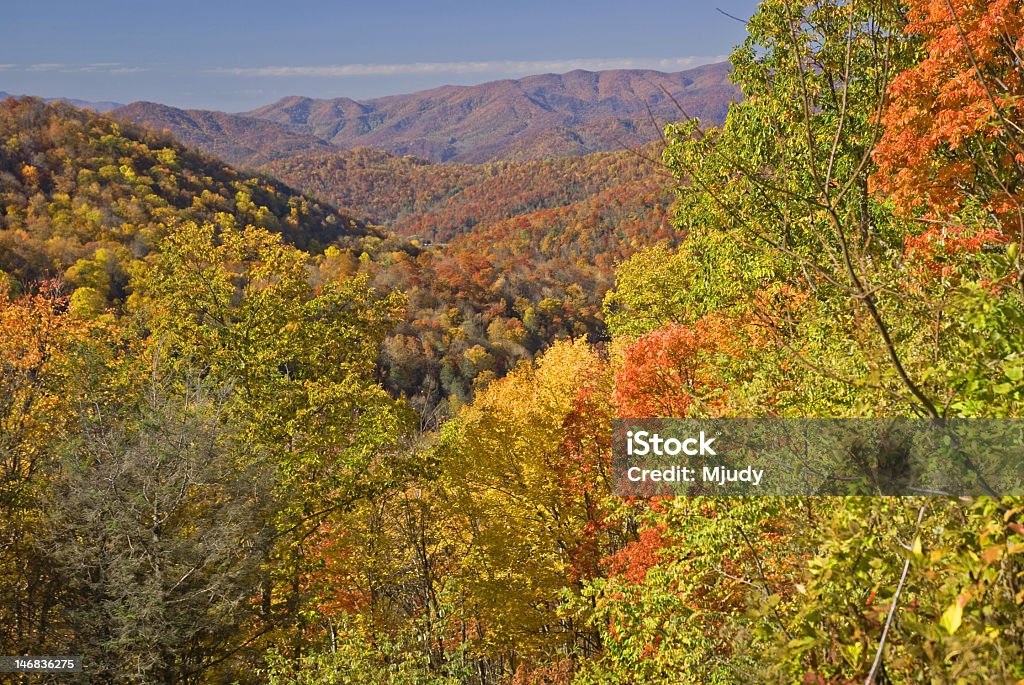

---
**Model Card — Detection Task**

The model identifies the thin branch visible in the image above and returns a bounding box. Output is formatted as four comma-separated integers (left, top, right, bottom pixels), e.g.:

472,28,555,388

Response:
716,7,749,25
825,0,858,189
865,503,927,685
736,524,794,642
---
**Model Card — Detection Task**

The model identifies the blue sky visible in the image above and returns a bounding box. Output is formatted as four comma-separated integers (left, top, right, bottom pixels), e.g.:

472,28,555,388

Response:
2,0,760,111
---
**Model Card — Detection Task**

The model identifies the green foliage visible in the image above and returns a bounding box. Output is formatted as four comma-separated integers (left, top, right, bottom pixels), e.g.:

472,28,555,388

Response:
573,498,808,685
137,219,410,489
603,233,771,338
582,0,1024,682
131,219,415,661
46,377,273,685
752,498,1024,683
659,0,927,417
263,617,466,685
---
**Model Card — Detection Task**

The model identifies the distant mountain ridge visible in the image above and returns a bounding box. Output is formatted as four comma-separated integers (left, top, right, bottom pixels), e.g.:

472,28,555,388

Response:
0,91,122,112
113,101,336,166
244,63,736,162
112,63,737,166
262,143,672,243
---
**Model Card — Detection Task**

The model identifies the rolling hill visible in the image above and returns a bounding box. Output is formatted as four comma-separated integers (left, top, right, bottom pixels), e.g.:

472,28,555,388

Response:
5,67,710,411
0,97,678,412
0,97,372,286
258,141,679,408
262,143,674,243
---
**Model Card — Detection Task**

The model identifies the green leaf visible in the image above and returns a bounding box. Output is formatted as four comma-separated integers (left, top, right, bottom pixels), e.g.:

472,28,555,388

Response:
940,602,963,635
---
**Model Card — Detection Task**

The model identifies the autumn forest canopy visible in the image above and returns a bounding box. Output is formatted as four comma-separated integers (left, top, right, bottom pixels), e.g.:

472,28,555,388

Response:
1,0,1024,683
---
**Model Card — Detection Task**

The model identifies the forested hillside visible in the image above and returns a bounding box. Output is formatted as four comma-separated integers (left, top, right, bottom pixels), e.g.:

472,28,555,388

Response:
365,144,677,412
2,0,1024,683
259,137,679,415
0,97,679,422
0,99,374,285
263,142,672,242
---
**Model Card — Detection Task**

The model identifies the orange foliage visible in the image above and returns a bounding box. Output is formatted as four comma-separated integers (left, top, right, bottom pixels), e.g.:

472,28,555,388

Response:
0,280,72,375
560,380,614,582
0,279,96,489
510,658,575,685
602,524,670,584
903,222,1011,280
298,522,370,622
613,319,731,418
872,0,1024,228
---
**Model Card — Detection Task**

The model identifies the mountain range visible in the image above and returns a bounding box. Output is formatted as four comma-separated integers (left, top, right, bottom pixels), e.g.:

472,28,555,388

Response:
109,63,737,166
0,97,676,409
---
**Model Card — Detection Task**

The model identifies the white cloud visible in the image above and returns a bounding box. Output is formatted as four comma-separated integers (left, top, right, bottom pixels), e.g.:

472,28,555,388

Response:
214,56,726,78
17,63,147,74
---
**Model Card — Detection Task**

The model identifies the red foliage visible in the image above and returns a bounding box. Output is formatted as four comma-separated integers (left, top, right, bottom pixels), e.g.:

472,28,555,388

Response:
299,524,370,621
613,320,728,418
510,658,575,685
903,222,1011,279
602,524,670,584
557,377,614,582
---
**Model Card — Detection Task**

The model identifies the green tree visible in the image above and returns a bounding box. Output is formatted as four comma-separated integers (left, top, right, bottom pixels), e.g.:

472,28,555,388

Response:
45,376,274,685
662,0,931,418
583,0,1024,682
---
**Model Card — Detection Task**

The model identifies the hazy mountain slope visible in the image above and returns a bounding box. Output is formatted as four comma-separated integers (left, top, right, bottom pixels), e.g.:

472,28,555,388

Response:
352,141,678,406
245,63,737,162
258,136,681,406
0,91,123,112
0,95,684,411
112,102,338,167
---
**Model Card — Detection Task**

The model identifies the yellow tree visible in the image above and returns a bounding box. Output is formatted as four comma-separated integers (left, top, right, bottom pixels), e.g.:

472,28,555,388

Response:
133,218,413,658
435,339,613,678
0,280,104,655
